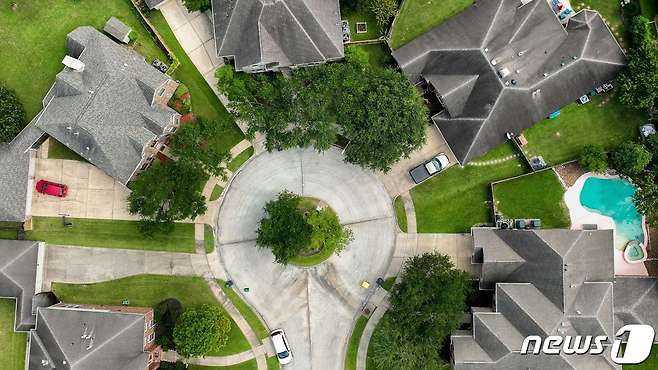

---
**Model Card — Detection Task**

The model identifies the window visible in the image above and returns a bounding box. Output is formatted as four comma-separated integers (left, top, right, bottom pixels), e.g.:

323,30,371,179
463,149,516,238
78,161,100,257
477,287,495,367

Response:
149,319,155,329
148,333,155,342
158,88,166,97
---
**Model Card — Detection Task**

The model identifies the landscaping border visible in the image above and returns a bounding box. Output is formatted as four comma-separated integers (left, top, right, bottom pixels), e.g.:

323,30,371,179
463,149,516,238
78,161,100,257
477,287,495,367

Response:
129,0,180,74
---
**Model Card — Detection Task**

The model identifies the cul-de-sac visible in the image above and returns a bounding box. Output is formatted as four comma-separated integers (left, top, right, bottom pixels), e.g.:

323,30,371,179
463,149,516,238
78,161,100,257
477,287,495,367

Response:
1,0,658,369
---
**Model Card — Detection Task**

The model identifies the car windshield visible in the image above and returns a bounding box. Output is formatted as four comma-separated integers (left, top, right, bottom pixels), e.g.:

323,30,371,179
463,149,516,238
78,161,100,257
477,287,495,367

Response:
432,159,441,170
277,351,289,359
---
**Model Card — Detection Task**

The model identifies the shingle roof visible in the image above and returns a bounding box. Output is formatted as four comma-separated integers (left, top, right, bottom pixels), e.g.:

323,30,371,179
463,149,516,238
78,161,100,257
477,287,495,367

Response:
614,277,658,338
454,229,619,369
103,17,132,43
0,240,42,331
0,121,44,222
28,306,149,370
144,0,166,9
211,0,344,71
34,26,179,184
393,0,625,164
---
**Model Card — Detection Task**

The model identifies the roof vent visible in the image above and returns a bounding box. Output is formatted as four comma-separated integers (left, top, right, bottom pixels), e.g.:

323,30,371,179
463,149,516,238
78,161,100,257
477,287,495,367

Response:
518,50,526,57
62,56,85,72
576,310,582,315
86,147,90,151
543,72,549,77
511,79,517,85
498,68,511,78
66,126,72,131
41,360,49,366
572,55,578,60
484,48,489,53
505,81,510,86
490,59,498,66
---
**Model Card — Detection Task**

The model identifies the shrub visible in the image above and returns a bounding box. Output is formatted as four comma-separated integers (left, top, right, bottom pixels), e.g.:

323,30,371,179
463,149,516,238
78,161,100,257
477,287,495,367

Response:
0,85,26,143
154,298,183,351
368,0,398,27
173,304,231,358
183,0,210,12
580,145,608,173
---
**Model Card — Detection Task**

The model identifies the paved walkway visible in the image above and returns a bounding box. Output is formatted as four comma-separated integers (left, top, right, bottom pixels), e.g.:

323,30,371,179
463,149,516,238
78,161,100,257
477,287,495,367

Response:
164,346,267,366
399,192,417,233
356,293,389,370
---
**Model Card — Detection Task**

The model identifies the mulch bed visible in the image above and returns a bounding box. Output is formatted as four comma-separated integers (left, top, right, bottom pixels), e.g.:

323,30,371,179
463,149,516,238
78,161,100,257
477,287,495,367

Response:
553,161,585,187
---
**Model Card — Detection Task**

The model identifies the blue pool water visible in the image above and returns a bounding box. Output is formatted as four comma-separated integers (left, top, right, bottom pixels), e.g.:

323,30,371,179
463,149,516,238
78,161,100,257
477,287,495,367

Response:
579,177,644,243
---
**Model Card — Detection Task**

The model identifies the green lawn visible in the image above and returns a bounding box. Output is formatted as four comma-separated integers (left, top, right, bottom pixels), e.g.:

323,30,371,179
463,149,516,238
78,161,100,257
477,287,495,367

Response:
188,361,257,370
347,43,393,70
52,275,251,356
345,316,369,370
218,280,269,340
228,147,254,172
393,196,408,233
148,11,244,153
24,217,195,253
266,356,280,370
48,139,86,161
411,143,526,233
523,95,647,166
210,184,224,201
340,3,384,41
390,0,473,49
205,224,215,254
0,299,26,370
493,170,570,228
289,241,339,267
0,0,167,121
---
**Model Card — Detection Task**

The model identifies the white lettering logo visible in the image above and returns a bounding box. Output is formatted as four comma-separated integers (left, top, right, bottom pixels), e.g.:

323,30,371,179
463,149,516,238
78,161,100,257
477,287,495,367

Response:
520,324,655,364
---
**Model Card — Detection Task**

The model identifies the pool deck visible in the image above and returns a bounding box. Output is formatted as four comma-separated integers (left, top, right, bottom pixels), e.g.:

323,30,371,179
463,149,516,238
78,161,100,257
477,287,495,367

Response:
563,172,648,276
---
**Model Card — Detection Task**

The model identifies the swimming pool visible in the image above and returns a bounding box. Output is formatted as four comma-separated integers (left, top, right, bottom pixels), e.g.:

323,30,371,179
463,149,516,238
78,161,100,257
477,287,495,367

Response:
579,177,645,247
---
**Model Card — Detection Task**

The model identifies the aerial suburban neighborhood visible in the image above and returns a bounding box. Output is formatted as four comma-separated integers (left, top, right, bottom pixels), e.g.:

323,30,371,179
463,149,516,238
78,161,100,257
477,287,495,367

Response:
0,0,657,369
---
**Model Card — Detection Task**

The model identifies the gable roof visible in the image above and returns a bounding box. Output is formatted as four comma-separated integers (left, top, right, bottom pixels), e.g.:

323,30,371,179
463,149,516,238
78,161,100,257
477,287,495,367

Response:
211,0,344,71
393,0,625,164
0,240,43,331
35,26,179,184
103,17,132,43
28,306,149,370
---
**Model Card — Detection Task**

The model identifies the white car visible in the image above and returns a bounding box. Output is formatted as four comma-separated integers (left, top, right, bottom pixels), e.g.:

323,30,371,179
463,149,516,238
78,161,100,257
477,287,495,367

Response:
270,329,293,365
409,153,450,184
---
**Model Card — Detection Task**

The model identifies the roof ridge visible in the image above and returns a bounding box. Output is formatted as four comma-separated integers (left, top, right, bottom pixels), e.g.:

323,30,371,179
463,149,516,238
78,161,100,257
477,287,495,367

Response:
278,0,325,59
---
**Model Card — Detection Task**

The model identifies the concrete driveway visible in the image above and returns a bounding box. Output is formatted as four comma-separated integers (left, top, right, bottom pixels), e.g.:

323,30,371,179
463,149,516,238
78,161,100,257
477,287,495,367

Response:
31,157,136,220
215,148,396,370
378,124,456,197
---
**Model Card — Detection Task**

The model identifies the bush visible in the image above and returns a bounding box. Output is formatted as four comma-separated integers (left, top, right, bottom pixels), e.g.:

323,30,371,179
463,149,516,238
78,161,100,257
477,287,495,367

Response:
183,0,210,12
173,304,231,358
580,145,608,173
0,85,26,143
368,0,398,27
154,298,183,351
610,141,652,177
617,16,658,110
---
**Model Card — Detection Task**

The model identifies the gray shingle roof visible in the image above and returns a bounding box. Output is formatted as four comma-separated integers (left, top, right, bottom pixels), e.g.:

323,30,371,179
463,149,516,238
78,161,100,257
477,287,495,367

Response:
393,0,625,164
104,17,132,44
454,228,619,369
0,240,42,331
614,277,658,338
0,121,45,222
34,26,179,184
28,306,149,370
144,0,166,9
211,0,344,71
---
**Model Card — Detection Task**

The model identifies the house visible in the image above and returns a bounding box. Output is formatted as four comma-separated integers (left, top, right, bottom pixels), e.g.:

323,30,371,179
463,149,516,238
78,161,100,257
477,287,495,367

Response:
392,0,625,165
453,228,658,369
0,26,179,224
104,17,133,44
28,304,161,370
210,0,344,73
0,239,47,331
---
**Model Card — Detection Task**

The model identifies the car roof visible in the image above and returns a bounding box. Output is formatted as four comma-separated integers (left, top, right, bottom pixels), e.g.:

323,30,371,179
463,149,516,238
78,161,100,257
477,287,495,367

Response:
271,332,287,352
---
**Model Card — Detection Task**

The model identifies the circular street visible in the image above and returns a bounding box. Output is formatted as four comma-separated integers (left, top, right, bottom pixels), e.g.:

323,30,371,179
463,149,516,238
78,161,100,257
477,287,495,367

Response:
215,147,396,370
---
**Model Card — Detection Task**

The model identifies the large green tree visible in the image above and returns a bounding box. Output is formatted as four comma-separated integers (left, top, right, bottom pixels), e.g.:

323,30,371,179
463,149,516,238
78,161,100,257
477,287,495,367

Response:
128,119,230,235
634,175,658,227
617,16,658,110
256,191,313,264
216,60,427,172
370,253,471,370
610,141,652,178
173,305,231,358
307,208,353,255
0,85,26,143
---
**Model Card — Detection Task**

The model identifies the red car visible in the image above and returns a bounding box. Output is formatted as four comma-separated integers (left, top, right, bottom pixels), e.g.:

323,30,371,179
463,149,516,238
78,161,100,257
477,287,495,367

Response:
36,180,68,198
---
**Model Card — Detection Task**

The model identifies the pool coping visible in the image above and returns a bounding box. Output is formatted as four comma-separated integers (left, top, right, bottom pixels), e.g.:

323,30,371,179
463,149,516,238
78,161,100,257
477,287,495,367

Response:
563,172,648,276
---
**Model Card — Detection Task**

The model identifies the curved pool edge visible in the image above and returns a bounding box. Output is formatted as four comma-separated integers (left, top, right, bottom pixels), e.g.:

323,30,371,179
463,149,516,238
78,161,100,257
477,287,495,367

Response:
563,172,648,276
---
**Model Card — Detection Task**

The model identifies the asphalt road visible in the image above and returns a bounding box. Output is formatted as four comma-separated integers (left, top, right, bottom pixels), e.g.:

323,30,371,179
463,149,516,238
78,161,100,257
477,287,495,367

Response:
215,148,396,370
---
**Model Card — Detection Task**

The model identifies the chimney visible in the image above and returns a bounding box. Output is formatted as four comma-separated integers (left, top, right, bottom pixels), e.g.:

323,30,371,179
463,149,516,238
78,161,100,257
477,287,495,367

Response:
62,55,85,72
